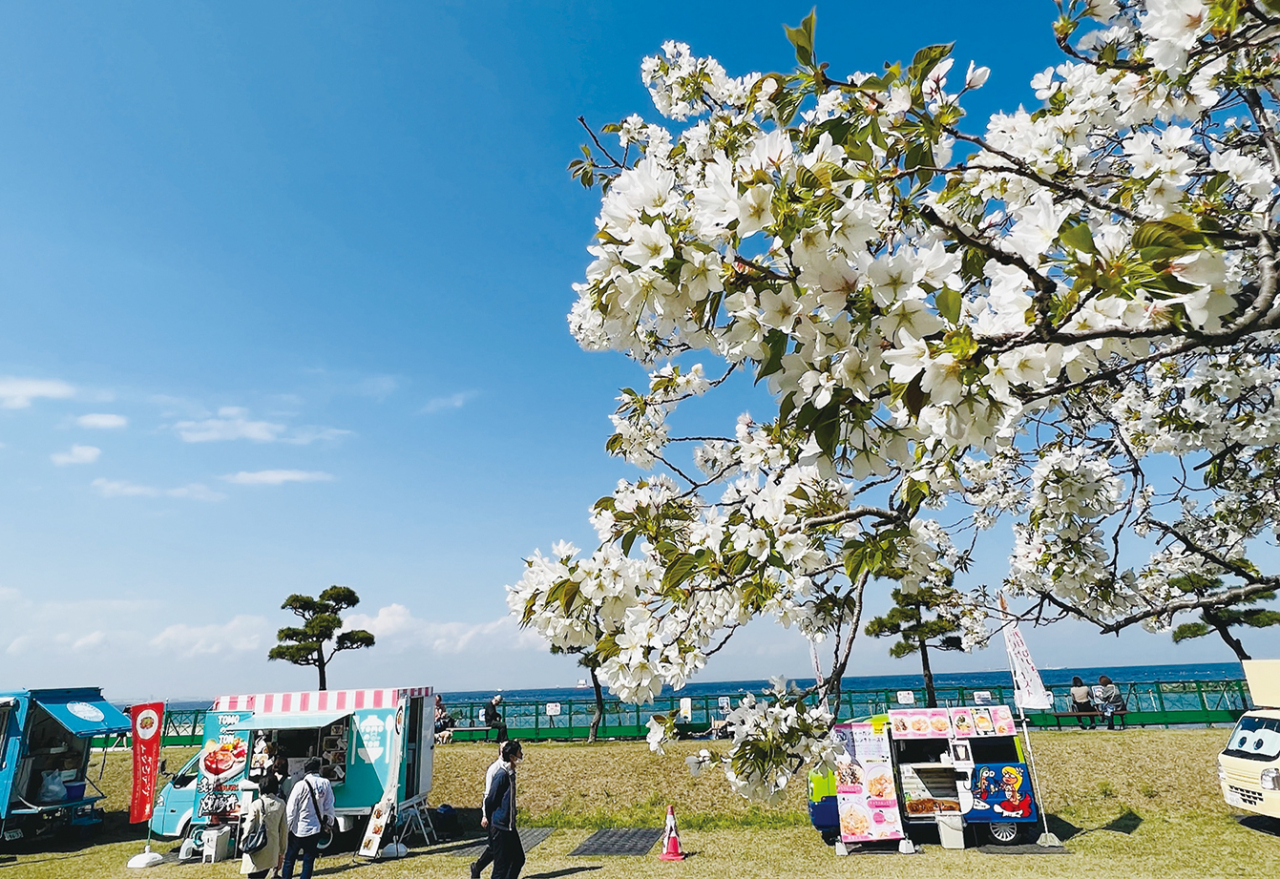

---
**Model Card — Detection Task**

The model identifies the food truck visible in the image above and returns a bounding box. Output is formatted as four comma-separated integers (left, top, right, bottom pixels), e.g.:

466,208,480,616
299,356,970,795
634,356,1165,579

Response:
1219,659,1280,820
809,704,1039,849
0,687,132,844
151,686,434,845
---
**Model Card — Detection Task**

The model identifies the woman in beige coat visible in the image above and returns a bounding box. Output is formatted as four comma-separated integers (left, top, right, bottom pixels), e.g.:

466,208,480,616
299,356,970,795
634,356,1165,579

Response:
241,773,288,878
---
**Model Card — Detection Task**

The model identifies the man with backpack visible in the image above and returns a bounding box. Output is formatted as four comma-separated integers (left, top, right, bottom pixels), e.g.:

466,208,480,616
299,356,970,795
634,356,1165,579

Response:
282,758,335,879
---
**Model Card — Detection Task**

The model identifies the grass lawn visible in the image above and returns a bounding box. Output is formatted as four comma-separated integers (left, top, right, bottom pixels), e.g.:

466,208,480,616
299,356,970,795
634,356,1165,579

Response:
3,730,1278,878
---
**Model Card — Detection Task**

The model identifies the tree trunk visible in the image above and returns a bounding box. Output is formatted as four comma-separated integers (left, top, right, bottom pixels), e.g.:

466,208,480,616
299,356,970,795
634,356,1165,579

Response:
317,651,328,691
588,667,605,743
1207,611,1251,661
919,637,937,708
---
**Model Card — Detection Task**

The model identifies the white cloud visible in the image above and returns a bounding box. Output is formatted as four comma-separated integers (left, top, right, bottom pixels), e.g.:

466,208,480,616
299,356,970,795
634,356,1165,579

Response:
150,615,270,658
422,390,478,413
282,426,353,445
76,413,128,429
175,406,286,442
0,377,75,409
358,375,398,400
343,603,543,655
51,444,101,466
72,631,105,651
221,470,334,486
91,478,226,501
173,406,349,445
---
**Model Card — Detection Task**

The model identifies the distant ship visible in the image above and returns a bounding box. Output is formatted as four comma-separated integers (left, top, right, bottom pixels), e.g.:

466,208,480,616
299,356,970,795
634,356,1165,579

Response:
576,679,589,689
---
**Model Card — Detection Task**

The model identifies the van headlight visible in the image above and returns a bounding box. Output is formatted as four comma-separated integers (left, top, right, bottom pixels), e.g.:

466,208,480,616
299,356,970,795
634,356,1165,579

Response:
1217,763,1227,782
1262,768,1279,791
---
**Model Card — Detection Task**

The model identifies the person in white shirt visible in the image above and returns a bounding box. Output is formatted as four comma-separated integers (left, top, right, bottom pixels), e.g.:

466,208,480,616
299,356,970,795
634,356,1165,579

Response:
282,758,335,879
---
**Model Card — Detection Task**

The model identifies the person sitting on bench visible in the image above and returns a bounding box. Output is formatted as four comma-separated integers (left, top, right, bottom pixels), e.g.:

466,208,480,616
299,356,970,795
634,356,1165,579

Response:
483,695,508,743
1094,675,1127,730
1070,676,1097,729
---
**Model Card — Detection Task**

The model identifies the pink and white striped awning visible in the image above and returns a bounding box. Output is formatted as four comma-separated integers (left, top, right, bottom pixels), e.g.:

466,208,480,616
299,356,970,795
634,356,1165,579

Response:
212,687,431,714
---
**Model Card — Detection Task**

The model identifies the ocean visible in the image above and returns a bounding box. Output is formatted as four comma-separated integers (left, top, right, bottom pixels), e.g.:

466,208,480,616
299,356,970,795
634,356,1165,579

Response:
153,661,1244,712
435,660,1245,706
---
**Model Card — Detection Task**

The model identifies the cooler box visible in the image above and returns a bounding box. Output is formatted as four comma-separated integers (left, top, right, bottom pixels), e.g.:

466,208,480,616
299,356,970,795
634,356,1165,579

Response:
202,826,234,863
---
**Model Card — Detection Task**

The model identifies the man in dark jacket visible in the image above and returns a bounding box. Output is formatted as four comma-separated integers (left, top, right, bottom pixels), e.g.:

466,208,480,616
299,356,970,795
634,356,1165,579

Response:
483,740,524,879
482,695,508,743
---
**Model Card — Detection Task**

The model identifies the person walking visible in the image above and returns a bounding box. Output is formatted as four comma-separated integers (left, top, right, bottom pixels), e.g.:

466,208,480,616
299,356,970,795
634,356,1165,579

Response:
484,740,525,879
240,773,287,879
469,748,505,879
1069,676,1097,729
282,758,334,879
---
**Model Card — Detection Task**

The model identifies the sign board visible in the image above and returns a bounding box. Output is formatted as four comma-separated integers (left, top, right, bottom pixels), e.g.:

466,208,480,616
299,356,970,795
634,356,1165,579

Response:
888,708,952,739
895,690,916,705
717,696,731,714
973,690,992,705
1000,597,1053,710
832,722,904,843
358,696,406,858
965,762,1037,823
679,698,692,721
545,703,561,717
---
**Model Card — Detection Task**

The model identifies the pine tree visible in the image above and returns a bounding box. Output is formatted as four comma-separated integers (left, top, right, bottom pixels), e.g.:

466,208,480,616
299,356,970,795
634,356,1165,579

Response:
864,584,964,708
268,586,376,690
1170,574,1280,662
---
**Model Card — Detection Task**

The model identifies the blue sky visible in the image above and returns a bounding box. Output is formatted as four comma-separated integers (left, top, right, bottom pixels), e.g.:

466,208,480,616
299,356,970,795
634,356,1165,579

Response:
0,1,1251,702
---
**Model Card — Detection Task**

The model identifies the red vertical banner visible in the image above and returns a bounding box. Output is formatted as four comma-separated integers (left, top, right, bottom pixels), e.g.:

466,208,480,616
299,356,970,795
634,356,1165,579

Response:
130,703,165,823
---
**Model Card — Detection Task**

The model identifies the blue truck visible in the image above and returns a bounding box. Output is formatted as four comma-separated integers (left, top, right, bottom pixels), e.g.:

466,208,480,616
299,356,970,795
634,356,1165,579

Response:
0,687,131,845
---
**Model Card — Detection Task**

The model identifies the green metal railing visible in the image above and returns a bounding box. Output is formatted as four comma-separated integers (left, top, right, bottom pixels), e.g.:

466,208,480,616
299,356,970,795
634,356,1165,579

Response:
94,678,1254,747
442,677,1255,741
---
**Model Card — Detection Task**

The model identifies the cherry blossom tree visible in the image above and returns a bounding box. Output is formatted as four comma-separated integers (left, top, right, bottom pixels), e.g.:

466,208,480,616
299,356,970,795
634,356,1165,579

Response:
510,0,1280,800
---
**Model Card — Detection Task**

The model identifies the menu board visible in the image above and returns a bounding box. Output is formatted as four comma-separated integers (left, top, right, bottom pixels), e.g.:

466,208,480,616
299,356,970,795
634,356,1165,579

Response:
949,707,976,738
887,708,952,739
990,705,1017,736
832,722,904,843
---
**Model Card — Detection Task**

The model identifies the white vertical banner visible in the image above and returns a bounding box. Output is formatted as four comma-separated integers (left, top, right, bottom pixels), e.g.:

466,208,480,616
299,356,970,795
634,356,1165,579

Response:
1000,596,1052,711
358,695,407,858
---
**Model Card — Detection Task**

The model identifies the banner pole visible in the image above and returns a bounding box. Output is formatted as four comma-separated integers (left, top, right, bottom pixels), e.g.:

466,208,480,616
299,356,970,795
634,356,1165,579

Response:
999,596,1060,848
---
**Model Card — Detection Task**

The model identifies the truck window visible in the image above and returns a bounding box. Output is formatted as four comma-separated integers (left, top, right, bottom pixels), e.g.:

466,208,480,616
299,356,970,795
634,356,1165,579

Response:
173,754,203,789
0,704,9,770
1223,716,1280,761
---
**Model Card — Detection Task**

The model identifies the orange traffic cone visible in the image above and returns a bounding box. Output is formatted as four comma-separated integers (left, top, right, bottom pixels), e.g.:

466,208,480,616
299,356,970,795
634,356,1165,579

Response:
658,804,686,861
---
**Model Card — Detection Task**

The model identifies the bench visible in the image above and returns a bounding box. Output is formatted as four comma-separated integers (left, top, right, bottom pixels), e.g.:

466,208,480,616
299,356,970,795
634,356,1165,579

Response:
1049,710,1127,729
438,726,501,744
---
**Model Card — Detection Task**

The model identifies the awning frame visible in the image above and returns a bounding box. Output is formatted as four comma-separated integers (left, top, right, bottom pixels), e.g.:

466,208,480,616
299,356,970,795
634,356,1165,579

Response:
226,710,355,732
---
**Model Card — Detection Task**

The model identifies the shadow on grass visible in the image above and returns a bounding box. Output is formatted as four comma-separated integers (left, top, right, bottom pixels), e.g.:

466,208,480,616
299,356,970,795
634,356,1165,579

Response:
1045,813,1083,841
525,869,604,879
1238,815,1280,838
1100,809,1143,835
0,852,88,871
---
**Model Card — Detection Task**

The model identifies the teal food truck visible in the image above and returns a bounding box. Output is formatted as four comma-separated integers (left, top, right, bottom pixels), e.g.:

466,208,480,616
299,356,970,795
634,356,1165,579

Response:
151,686,434,845
1,687,131,844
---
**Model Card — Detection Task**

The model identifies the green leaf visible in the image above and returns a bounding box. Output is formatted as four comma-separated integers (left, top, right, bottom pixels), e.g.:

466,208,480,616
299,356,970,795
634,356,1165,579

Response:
935,287,961,325
662,553,699,593
754,330,788,384
1059,222,1096,255
621,530,638,555
783,9,817,68
907,43,953,82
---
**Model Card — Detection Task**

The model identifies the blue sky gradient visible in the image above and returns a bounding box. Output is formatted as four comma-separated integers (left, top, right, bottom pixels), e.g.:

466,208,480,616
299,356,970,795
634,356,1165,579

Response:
0,2,1251,700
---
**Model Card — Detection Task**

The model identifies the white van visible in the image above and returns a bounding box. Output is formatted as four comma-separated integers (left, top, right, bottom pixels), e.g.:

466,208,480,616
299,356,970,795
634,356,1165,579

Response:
1218,660,1280,819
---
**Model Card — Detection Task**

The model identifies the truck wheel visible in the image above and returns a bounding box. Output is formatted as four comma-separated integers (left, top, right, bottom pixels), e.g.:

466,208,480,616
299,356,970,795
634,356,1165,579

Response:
986,822,1022,845
821,830,839,846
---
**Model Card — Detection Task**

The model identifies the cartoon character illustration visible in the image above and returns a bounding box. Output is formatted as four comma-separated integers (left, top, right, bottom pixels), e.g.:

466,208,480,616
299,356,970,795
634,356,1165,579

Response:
972,766,998,806
993,766,1033,819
